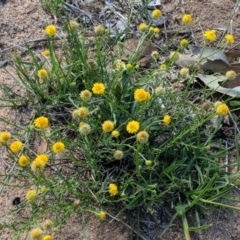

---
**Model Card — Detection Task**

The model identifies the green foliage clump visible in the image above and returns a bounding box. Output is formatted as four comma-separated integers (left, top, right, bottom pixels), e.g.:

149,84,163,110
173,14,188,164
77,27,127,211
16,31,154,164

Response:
0,12,240,240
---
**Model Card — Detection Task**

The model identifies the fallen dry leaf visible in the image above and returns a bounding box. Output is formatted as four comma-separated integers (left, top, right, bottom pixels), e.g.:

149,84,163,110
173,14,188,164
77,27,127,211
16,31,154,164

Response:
197,73,240,97
36,137,48,154
116,38,157,67
225,50,240,61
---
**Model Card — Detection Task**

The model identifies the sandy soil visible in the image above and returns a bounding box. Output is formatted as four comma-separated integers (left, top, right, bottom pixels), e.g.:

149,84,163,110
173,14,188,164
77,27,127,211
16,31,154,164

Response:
0,0,240,239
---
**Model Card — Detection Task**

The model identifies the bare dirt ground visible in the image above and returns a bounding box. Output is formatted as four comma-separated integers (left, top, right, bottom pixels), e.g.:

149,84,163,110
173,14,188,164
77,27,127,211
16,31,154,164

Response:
0,0,240,239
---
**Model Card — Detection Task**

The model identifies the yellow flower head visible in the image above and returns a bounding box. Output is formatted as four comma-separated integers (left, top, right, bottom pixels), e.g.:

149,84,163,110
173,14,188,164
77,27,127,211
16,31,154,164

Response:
134,89,150,102
26,190,37,202
112,130,120,138
52,141,65,154
214,101,222,109
169,51,179,62
43,49,50,56
30,228,42,240
43,235,52,240
37,69,48,80
31,159,45,173
99,211,106,220
80,90,92,101
0,131,11,144
145,160,153,167
113,150,123,160
43,219,54,231
35,154,49,165
69,20,79,29
155,86,165,96
126,63,133,70
102,120,115,133
152,9,162,19
138,22,148,32
108,183,118,196
34,116,49,129
180,39,188,47
149,26,155,32
40,186,46,193
216,103,229,116
226,70,236,80
182,14,192,24
204,30,217,42
94,25,105,35
72,107,89,118
45,25,57,37
115,59,126,70
10,141,23,153
179,67,189,78
79,122,91,135
225,34,234,44
160,63,167,70
136,131,149,144
92,83,106,95
163,115,171,125
126,120,140,134
154,27,160,34
18,155,30,167
151,51,159,59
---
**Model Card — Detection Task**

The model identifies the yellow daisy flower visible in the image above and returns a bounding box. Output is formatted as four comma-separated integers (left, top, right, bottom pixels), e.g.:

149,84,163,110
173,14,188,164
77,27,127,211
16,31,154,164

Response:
26,190,37,202
43,235,52,240
204,30,217,42
108,183,118,196
52,142,65,154
18,155,30,167
225,34,234,44
134,89,150,102
0,131,11,144
180,39,188,47
10,140,23,153
216,103,229,116
34,116,49,129
31,159,45,173
30,228,42,240
112,130,120,138
182,14,192,24
99,211,107,220
37,69,48,80
35,154,49,165
45,25,57,37
163,115,171,125
102,120,115,133
138,22,148,32
126,120,140,134
154,27,160,34
43,49,50,56
152,9,162,19
92,83,106,95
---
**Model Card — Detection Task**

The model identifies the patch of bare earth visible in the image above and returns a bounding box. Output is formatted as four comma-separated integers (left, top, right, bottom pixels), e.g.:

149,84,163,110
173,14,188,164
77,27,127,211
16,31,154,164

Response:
0,0,240,239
